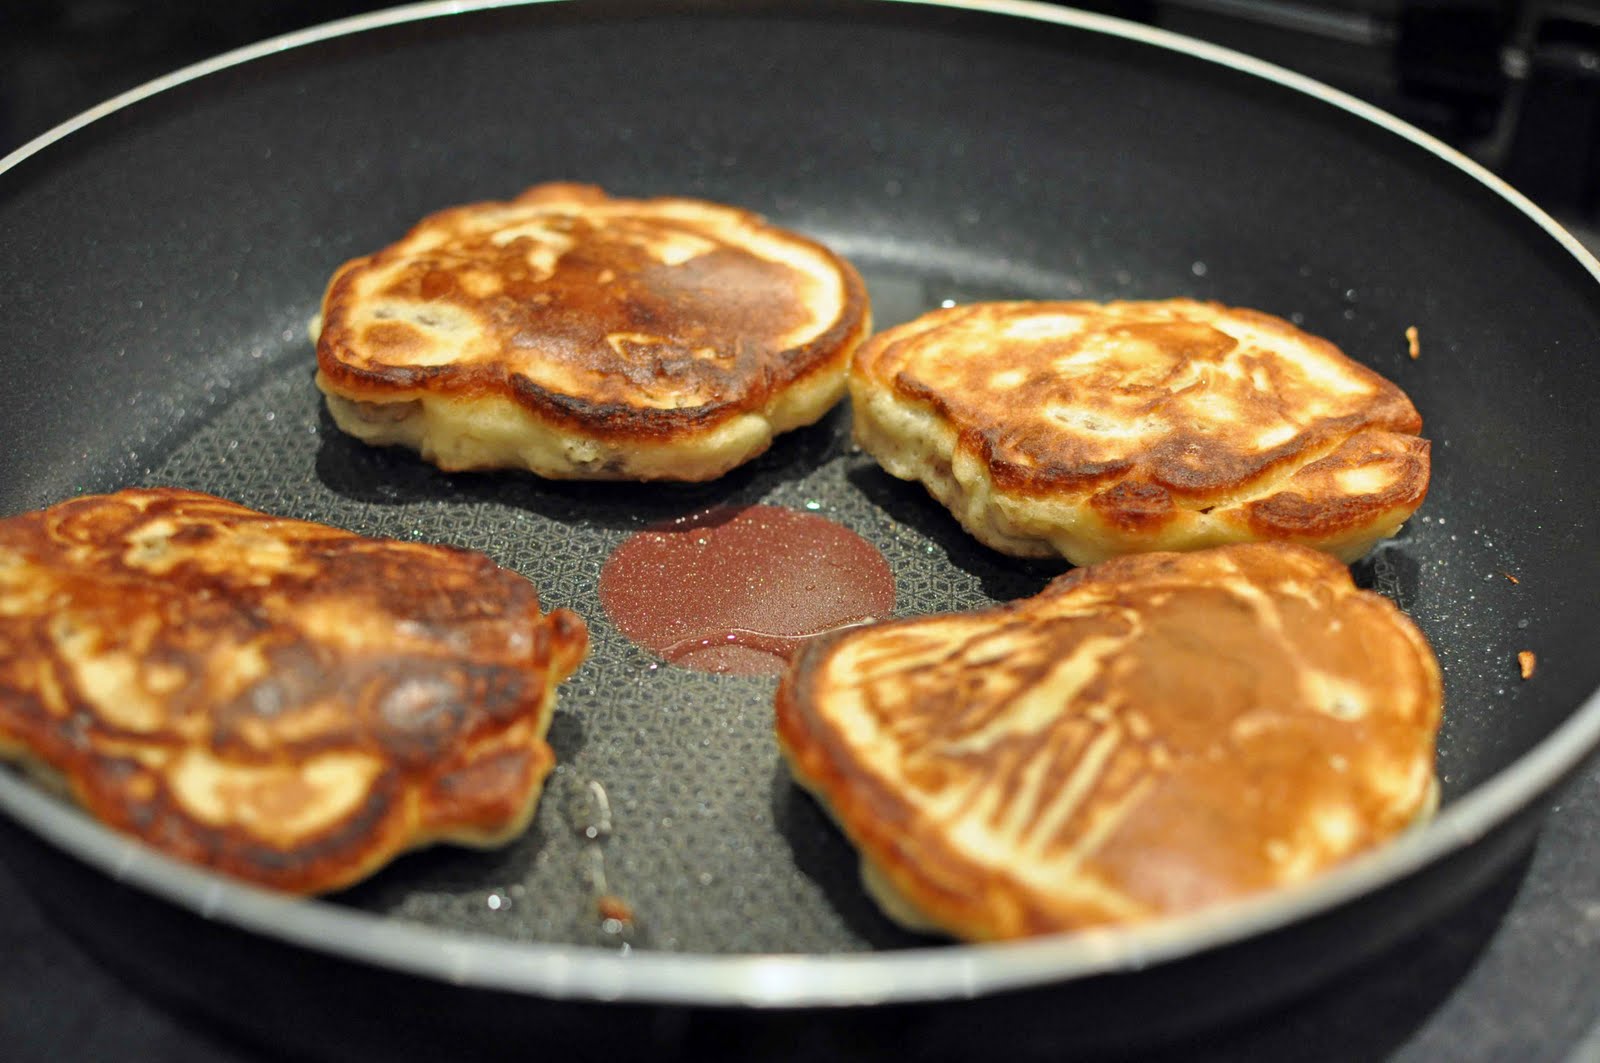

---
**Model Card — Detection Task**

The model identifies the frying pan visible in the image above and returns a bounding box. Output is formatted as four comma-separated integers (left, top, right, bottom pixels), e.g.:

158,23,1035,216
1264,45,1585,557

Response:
2,0,1599,1057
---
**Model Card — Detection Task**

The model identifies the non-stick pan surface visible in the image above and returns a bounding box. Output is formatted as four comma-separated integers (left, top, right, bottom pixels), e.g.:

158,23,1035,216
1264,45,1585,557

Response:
2,0,1599,1051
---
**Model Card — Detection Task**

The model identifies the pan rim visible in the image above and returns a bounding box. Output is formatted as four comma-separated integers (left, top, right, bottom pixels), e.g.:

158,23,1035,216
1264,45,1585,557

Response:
2,0,1599,1008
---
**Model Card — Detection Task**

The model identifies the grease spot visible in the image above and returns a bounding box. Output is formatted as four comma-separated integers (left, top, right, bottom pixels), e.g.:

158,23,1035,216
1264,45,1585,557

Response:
599,505,895,674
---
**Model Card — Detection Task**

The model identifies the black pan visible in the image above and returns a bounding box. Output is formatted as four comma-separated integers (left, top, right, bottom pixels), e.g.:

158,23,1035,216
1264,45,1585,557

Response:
2,0,1599,1058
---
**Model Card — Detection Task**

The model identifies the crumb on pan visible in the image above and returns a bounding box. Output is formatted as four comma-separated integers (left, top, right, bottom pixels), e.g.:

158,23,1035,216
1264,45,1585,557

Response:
1406,325,1420,359
597,894,636,926
1519,650,1537,680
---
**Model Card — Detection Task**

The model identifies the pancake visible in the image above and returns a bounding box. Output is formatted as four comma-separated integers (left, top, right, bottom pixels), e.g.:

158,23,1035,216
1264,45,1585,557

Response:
315,182,870,481
0,488,588,894
775,542,1443,940
850,299,1430,564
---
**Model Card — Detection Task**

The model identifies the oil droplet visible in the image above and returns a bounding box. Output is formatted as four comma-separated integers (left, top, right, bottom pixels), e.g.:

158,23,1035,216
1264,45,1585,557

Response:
599,505,895,675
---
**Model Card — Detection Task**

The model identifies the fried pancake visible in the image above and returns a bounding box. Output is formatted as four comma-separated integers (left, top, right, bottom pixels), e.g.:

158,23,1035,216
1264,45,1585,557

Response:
0,488,588,894
316,182,870,481
775,542,1442,940
851,299,1430,564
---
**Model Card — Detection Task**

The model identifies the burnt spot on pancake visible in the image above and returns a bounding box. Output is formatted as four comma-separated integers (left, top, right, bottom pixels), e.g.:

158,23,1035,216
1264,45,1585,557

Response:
0,488,588,894
850,299,1430,564
315,183,870,481
775,542,1442,940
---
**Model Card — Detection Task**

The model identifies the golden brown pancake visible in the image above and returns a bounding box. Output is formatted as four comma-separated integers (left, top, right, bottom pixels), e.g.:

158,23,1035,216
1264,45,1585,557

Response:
315,182,870,481
850,299,1430,564
0,488,588,894
775,542,1442,941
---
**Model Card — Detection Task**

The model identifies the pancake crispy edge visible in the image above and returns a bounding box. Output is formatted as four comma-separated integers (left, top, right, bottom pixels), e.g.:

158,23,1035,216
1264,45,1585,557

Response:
0,488,589,894
774,542,1443,941
316,182,871,481
850,299,1430,564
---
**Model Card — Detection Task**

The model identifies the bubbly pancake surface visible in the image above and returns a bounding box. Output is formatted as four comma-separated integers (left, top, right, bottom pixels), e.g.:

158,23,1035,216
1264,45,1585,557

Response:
316,182,870,480
850,299,1430,563
775,542,1442,941
0,488,588,894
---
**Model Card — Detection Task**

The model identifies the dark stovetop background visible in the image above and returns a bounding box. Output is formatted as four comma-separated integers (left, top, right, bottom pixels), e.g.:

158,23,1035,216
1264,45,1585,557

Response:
4,2,1600,1060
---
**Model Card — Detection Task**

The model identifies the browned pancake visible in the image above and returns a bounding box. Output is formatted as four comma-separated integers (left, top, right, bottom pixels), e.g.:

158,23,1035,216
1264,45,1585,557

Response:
850,299,1430,563
775,542,1442,940
0,488,588,894
315,182,870,480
